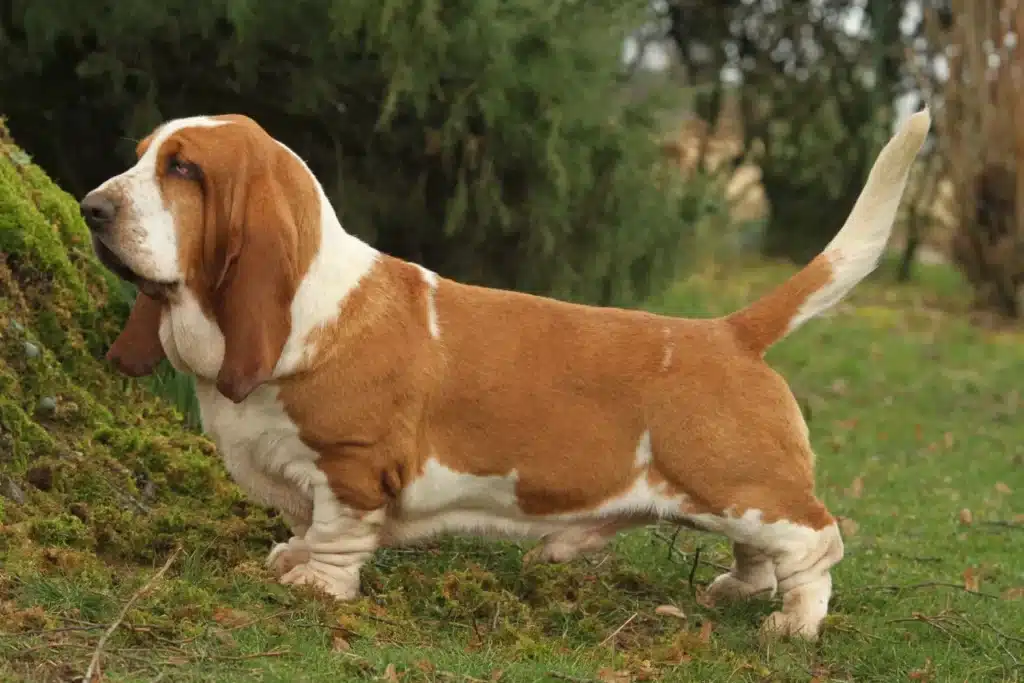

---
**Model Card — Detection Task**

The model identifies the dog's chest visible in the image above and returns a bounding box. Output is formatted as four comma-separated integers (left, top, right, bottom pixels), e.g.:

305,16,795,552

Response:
193,383,323,503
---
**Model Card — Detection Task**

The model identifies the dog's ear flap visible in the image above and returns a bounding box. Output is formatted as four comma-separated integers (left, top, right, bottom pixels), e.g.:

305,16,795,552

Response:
209,158,296,405
106,292,166,377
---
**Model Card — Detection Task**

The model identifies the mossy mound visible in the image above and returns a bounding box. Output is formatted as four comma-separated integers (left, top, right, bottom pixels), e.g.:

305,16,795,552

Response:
0,121,288,676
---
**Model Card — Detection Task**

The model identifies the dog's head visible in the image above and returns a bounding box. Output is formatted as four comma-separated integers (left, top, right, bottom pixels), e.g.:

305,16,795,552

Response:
83,115,320,402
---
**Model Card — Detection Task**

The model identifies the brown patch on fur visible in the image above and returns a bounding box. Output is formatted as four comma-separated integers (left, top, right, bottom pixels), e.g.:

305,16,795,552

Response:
278,257,440,511
106,292,166,376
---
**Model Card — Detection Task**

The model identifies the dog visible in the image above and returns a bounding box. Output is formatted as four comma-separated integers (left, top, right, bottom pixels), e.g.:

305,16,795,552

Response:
82,110,929,640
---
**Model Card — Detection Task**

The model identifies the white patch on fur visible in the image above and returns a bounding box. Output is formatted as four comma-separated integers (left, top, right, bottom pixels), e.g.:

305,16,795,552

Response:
633,429,652,468
692,509,843,638
416,265,441,339
590,471,687,519
384,448,686,546
159,288,225,378
91,116,229,283
786,110,930,335
271,142,380,375
686,507,821,551
660,327,673,371
401,459,520,513
194,382,318,524
276,484,383,599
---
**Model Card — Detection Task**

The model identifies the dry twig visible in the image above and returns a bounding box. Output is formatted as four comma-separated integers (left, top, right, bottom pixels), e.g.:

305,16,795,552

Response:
850,581,1000,600
653,530,731,573
688,545,703,595
599,612,637,648
83,547,181,682
207,649,290,661
547,673,595,683
888,612,966,647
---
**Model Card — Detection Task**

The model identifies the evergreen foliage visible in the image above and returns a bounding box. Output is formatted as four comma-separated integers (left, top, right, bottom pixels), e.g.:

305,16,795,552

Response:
1,0,715,306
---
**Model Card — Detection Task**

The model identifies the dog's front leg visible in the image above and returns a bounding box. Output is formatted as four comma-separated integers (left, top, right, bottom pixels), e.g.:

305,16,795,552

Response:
274,480,383,600
218,452,315,575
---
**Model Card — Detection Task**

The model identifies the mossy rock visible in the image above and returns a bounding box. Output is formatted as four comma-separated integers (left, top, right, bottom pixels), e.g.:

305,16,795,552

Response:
0,118,280,573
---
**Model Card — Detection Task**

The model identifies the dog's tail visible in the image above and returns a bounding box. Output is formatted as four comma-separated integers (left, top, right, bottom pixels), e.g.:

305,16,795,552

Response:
726,109,931,356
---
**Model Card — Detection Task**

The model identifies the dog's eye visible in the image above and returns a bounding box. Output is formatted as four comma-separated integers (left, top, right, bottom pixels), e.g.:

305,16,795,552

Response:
167,156,201,181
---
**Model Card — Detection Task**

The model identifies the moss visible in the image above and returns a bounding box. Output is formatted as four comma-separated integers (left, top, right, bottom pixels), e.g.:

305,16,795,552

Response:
28,513,93,549
0,119,277,583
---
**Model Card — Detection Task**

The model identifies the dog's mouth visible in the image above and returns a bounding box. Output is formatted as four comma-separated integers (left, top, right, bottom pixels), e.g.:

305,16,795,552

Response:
91,235,177,301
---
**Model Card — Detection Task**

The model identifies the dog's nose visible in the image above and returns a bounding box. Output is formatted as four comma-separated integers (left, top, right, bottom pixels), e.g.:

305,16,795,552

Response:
80,194,118,232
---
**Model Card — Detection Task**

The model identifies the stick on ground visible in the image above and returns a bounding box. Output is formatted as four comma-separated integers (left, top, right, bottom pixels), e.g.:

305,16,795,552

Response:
83,547,181,683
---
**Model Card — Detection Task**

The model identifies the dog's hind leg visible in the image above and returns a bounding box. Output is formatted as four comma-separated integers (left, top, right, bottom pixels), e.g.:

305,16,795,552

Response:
697,502,844,641
701,541,778,604
760,518,844,640
522,520,633,565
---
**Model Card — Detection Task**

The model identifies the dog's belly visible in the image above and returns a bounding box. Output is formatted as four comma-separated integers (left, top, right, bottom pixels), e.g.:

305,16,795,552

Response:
382,456,684,546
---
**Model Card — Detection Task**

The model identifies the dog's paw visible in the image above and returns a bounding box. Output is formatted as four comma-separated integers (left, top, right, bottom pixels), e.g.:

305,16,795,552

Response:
265,537,310,577
522,541,578,566
279,560,361,600
759,610,821,641
701,572,775,607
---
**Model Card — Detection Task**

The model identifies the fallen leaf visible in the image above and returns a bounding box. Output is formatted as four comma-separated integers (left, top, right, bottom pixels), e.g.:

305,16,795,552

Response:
597,668,633,683
654,605,686,619
846,476,864,499
490,671,504,681
381,663,400,682
958,508,973,525
963,567,980,593
908,657,934,681
414,660,435,674
839,517,860,537
809,666,832,683
1002,587,1024,600
632,661,658,681
995,482,1012,494
332,635,351,652
698,620,714,644
211,607,252,628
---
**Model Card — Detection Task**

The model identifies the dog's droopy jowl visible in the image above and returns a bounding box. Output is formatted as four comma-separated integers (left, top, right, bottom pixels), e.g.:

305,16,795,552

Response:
82,110,930,640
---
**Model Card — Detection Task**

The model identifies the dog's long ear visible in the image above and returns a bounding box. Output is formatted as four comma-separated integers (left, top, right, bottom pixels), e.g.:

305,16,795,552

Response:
106,292,166,377
207,146,304,404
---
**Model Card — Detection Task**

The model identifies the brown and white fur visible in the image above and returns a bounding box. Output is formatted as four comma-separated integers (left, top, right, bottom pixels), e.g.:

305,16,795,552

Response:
81,110,930,640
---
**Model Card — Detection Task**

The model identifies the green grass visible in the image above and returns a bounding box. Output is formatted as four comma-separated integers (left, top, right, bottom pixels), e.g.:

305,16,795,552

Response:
2,258,1022,683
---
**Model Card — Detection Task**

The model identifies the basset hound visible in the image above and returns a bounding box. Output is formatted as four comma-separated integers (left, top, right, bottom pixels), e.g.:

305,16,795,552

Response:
81,110,929,640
